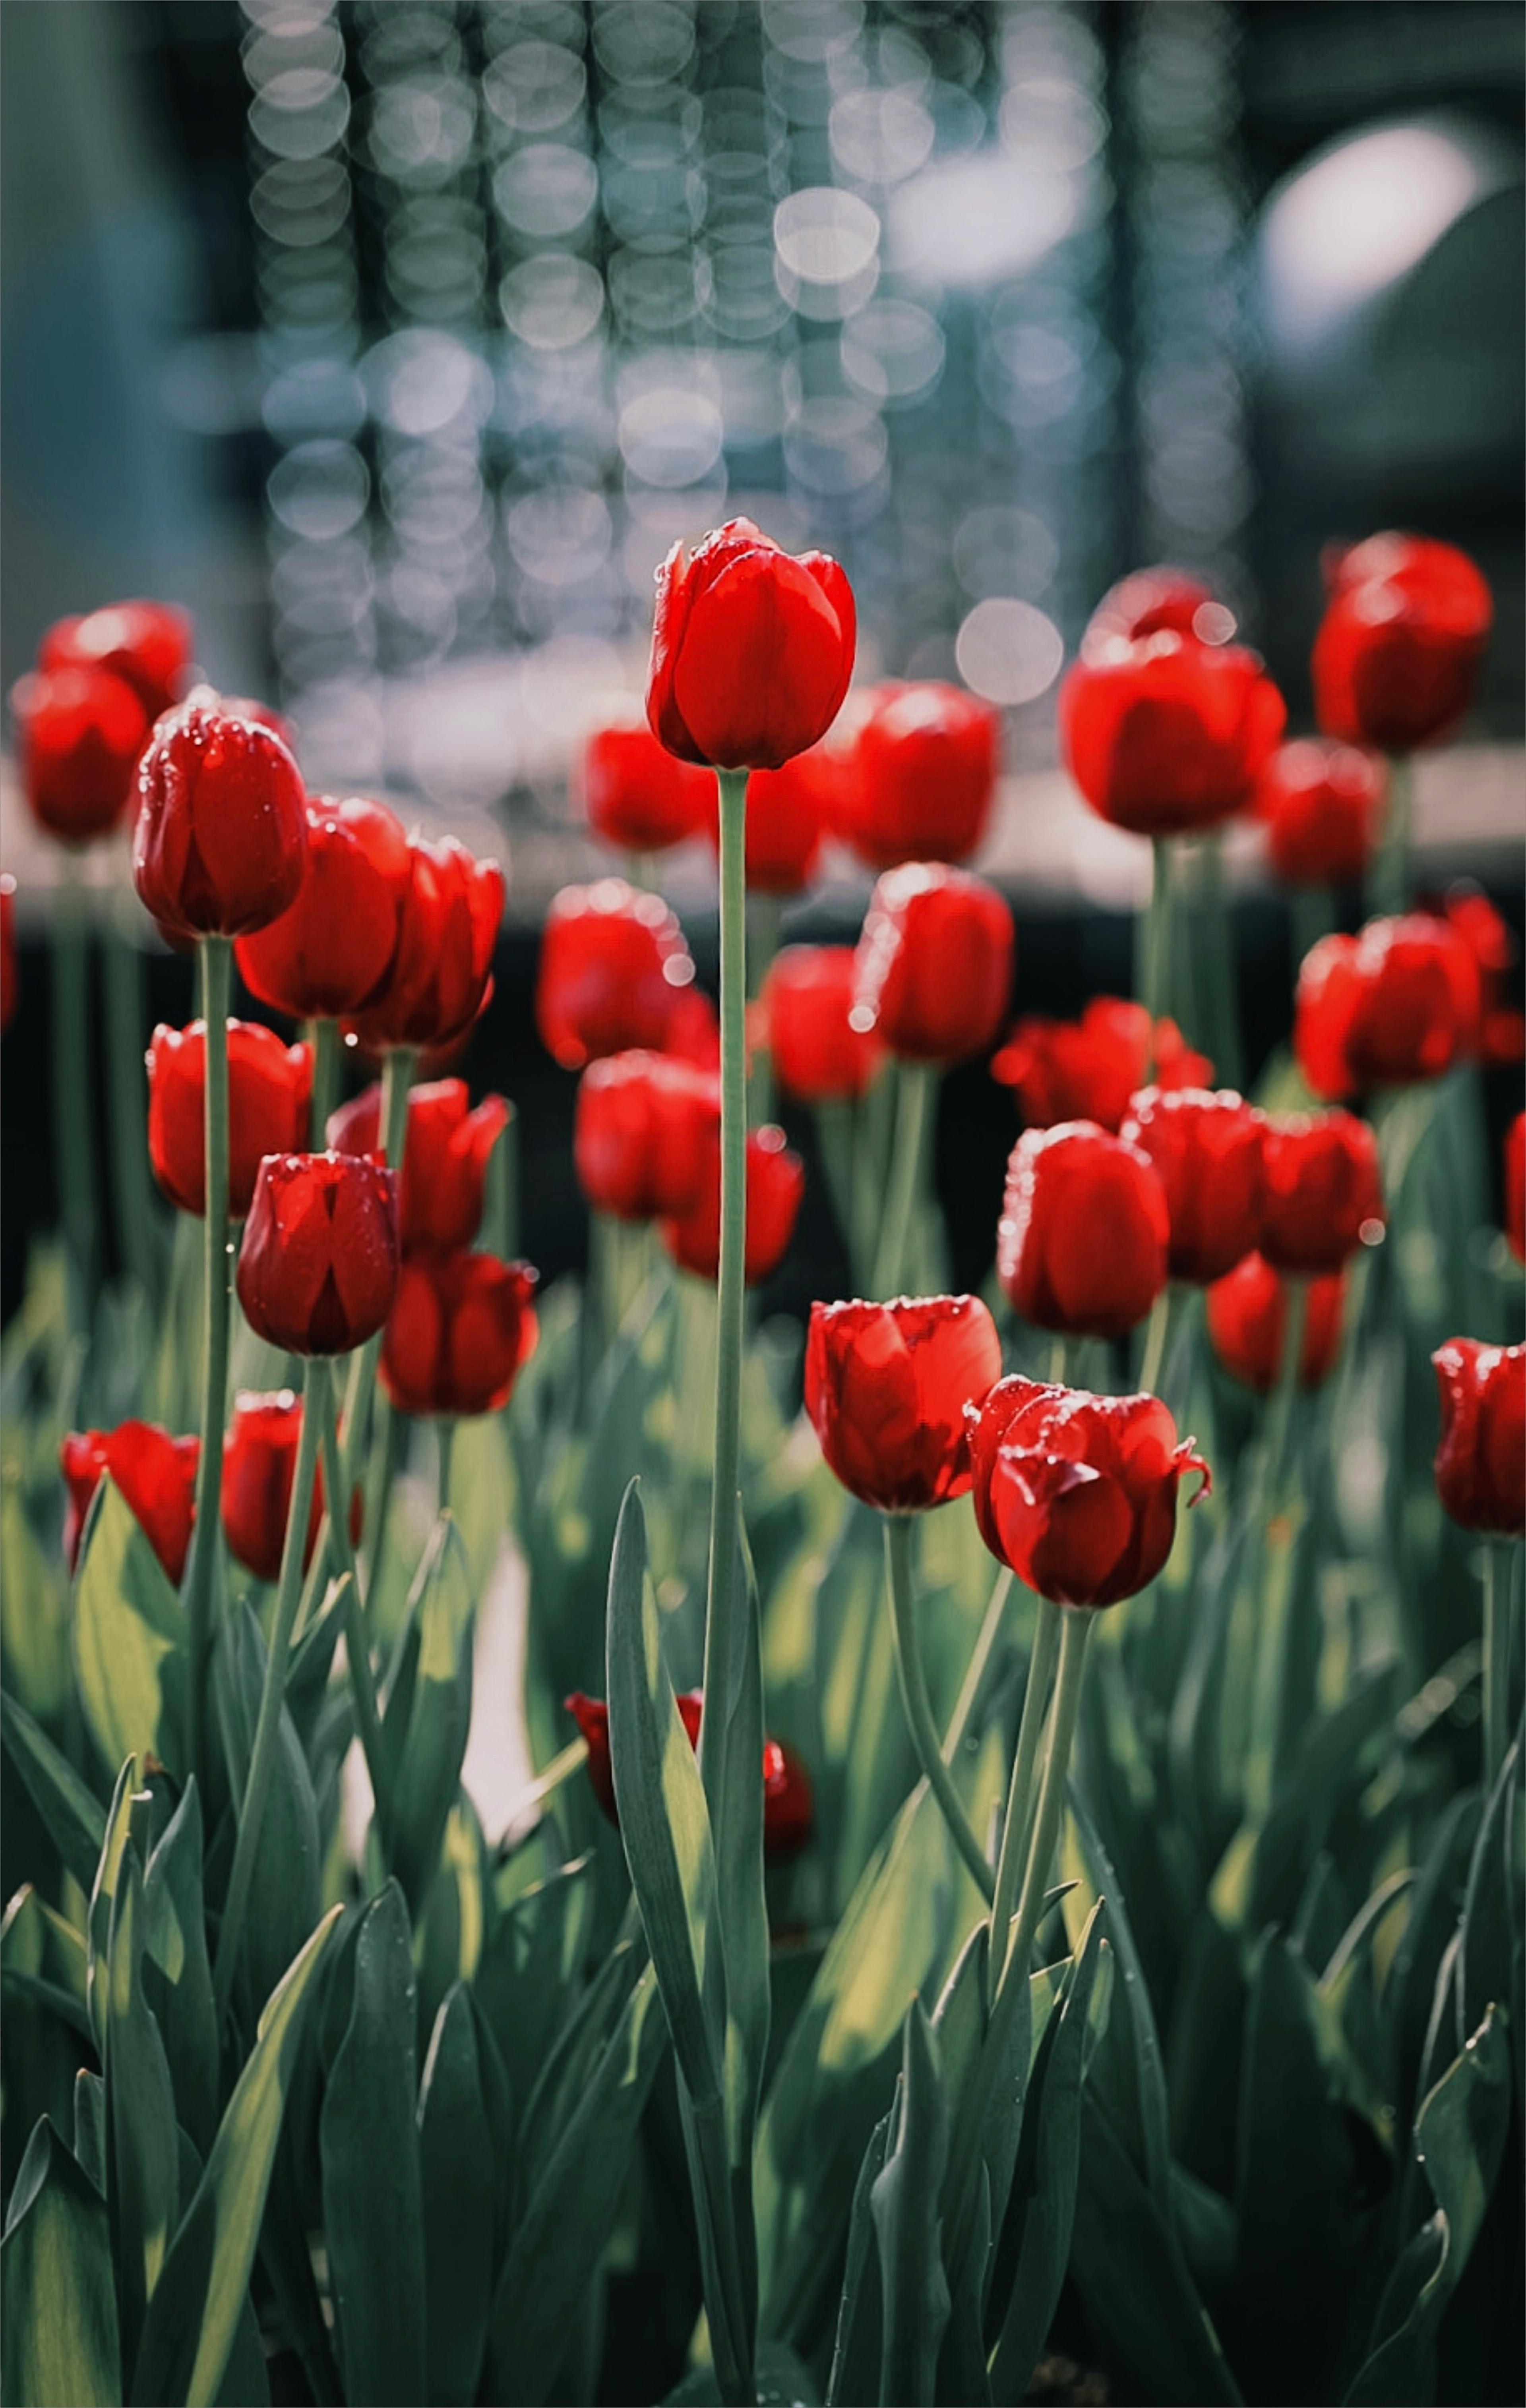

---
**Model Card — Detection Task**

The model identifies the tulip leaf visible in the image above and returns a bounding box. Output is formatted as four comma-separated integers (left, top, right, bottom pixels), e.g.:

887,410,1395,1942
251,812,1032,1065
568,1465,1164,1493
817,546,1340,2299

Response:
74,1479,187,1781
2,1474,72,1720
418,1981,497,2407
86,1758,140,2057
474,1852,593,2110
211,1599,321,2027
75,2070,107,2196
385,1513,476,1918
707,1518,771,2174
105,1850,181,2382
0,1686,108,1897
1458,1730,1520,2045
2,1882,90,2031
515,1936,645,2199
1063,1793,1172,2207
140,1781,218,2158
870,2000,951,2408
1381,1790,1480,2124
1,2116,121,2407
824,2107,893,2408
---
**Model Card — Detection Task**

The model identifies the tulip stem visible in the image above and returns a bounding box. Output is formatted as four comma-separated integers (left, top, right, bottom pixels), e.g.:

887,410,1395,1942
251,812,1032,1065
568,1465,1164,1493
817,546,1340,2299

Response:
1138,1284,1176,1399
437,1419,455,1514
748,893,782,1128
52,855,97,1335
1481,1539,1515,1795
988,1594,1063,2004
1371,752,1412,919
306,1016,341,1149
342,1045,415,1499
104,902,161,1302
314,1360,389,1841
1140,837,1174,1032
1196,833,1241,1089
1005,1606,1094,1982
945,1566,1013,1763
884,1514,995,1903
213,1352,323,2026
184,934,233,1805
873,1062,936,1298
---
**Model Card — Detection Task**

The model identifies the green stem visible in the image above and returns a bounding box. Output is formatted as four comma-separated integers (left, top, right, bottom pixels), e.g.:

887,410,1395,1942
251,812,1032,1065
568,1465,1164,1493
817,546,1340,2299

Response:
213,1353,323,2024
1244,1276,1307,1817
1290,885,1336,971
884,1515,995,1904
183,936,233,1804
1046,1334,1069,1386
341,1046,414,1493
814,1101,860,1283
52,857,97,1332
748,893,782,1129
691,2093,755,2407
943,1566,1013,1763
1196,833,1241,1089
988,1595,1063,2006
1370,753,1412,920
437,1419,455,1515
1137,1284,1175,1399
1264,1274,1307,1515
103,903,159,1299
1139,836,1174,1033
313,1360,388,1837
1005,1607,1094,1979
872,1062,936,1298
1482,1541,1512,1795
306,1017,341,1150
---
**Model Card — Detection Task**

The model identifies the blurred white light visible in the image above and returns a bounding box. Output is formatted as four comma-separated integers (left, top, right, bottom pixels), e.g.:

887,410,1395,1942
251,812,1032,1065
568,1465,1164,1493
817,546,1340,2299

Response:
249,70,351,162
263,357,366,440
482,41,586,137
368,331,494,437
762,0,864,68
888,157,1074,286
369,75,477,180
619,387,725,487
267,440,370,539
493,144,598,242
1261,122,1483,355
243,22,343,88
955,598,1063,706
999,76,1106,171
953,506,1058,600
774,188,880,286
505,488,612,585
829,88,935,188
782,396,887,497
839,298,944,405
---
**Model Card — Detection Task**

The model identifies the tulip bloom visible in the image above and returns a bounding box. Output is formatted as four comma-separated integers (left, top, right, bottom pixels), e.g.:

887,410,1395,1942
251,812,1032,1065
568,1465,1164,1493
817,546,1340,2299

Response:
573,1052,719,1222
1117,1087,1264,1284
1431,1339,1525,1536
40,600,192,722
236,1152,400,1355
567,1689,703,1824
1058,632,1285,837
566,1691,811,1860
842,682,1002,869
990,997,1210,1133
1506,1114,1524,1263
146,1019,312,1219
1256,741,1383,887
0,876,15,1033
761,946,884,1105
1259,1109,1385,1275
60,1420,199,1586
804,1294,1003,1512
347,834,503,1055
13,667,149,844
967,1376,1210,1608
660,1124,803,1285
536,879,697,1072
852,863,1013,1064
1206,1253,1346,1394
997,1123,1170,1338
1313,534,1492,754
647,517,856,772
1084,566,1224,647
699,742,846,893
132,697,309,941
582,722,713,854
327,1077,509,1256
236,795,412,1021
380,1251,539,1418
1442,888,1525,1068
221,1390,360,1583
1294,914,1481,1101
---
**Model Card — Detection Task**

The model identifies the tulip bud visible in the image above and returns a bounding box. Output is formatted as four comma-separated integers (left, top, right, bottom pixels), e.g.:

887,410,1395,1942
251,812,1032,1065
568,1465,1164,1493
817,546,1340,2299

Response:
647,518,855,772
997,1123,1169,1338
1431,1340,1525,1536
804,1294,1003,1513
60,1420,199,1586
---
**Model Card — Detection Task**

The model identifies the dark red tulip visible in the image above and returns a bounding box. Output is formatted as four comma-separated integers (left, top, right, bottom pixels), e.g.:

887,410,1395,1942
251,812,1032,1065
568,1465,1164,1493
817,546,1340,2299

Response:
1313,534,1491,754
1084,566,1225,647
327,1077,509,1257
842,682,1001,870
663,984,721,1072
1206,1253,1346,1394
852,863,1013,1064
1294,914,1481,1102
132,697,308,941
381,1252,538,1418
647,517,856,772
1258,1109,1385,1275
573,1052,719,1222
536,879,697,1072
146,1019,312,1219
997,1123,1169,1338
346,834,503,1055
60,1420,199,1586
1440,888,1525,1068
582,722,713,854
660,1123,803,1286
990,997,1211,1133
566,1689,705,1824
40,600,193,722
1506,1114,1524,1264
1255,740,1383,887
13,667,149,845
1431,1339,1525,1536
1117,1087,1264,1284
221,1390,361,1584
1058,632,1285,837
236,1152,400,1356
761,946,885,1105
0,876,15,1033
762,1739,814,1862
700,740,847,894
236,795,412,1021
966,1377,1210,1608
804,1294,1003,1513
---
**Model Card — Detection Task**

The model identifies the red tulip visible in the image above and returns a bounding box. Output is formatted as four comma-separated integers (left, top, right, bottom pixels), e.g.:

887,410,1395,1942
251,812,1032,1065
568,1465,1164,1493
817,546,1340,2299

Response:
966,1376,1210,1608
536,879,697,1072
236,795,412,1020
380,1251,539,1418
1431,1339,1525,1536
1084,566,1225,647
1440,888,1525,1068
13,667,149,844
132,697,308,941
1258,1109,1384,1275
699,741,845,893
1255,741,1382,887
1313,534,1491,754
581,722,713,854
573,1052,719,1221
327,1077,509,1256
1294,914,1481,1101
761,946,885,1104
1117,1087,1264,1285
997,1123,1170,1337
1058,632,1285,837
346,834,503,1054
660,1123,803,1285
0,876,15,1033
852,863,1013,1064
40,600,193,722
565,1690,810,1859
60,1420,199,1586
990,997,1211,1133
221,1390,361,1584
1506,1114,1524,1264
236,1152,400,1355
662,984,722,1072
146,1019,312,1219
1206,1253,1346,1394
647,517,856,772
804,1294,1003,1513
841,682,1001,870
567,1689,705,1824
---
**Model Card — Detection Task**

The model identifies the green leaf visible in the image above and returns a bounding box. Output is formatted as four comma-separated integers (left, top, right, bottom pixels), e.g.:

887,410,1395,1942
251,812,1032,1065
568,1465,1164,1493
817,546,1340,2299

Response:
870,2000,951,2408
2,1685,108,1896
86,1758,140,2056
128,1905,341,2408
1,1882,90,2031
211,1599,321,2027
1382,1791,1480,2124
1,2117,121,2406
418,1982,496,2407
141,1781,218,2158
515,1937,645,2199
2,1472,72,1720
75,2070,107,2195
1459,1732,1520,2042
931,1921,991,2290
318,1881,427,2408
384,1515,476,1918
74,1479,186,1780
709,1519,771,2173
825,2109,893,2408
473,1852,593,2112
105,1850,180,2383
1063,1794,1172,2208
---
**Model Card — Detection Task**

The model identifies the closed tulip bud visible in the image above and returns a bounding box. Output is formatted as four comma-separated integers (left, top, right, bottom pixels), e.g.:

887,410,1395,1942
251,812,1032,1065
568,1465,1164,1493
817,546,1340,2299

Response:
1441,887,1525,1068
60,1420,199,1586
1506,1114,1524,1264
40,600,193,722
660,1124,803,1286
146,1019,312,1219
13,666,149,845
381,1252,539,1418
761,946,884,1104
1431,1339,1524,1536
647,517,856,772
804,1294,1003,1513
221,1391,361,1583
565,1691,809,1859
132,698,308,941
1206,1253,1346,1394
842,682,1002,870
327,1077,509,1257
1255,741,1383,887
852,863,1013,1065
1058,632,1285,837
1294,914,1481,1101
1313,534,1491,754
573,1052,719,1221
581,722,713,854
346,834,503,1054
997,1123,1170,1338
1117,1087,1264,1284
566,1689,704,1824
1259,1109,1385,1275
536,879,697,1071
991,997,1210,1133
1084,566,1226,647
236,795,412,1021
236,1152,400,1356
